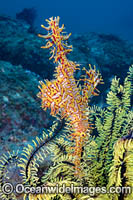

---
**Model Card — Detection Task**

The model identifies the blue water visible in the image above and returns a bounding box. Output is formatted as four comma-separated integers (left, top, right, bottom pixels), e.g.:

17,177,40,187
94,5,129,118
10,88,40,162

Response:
0,0,133,42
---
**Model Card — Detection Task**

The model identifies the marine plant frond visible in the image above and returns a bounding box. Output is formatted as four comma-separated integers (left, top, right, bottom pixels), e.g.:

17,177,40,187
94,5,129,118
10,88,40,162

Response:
27,180,80,200
108,129,133,200
87,66,133,187
50,138,71,160
41,154,75,183
106,69,132,111
38,136,75,183
79,138,99,186
0,151,18,200
18,119,64,187
127,65,133,85
122,111,133,136
87,105,105,116
27,192,70,200
122,76,132,111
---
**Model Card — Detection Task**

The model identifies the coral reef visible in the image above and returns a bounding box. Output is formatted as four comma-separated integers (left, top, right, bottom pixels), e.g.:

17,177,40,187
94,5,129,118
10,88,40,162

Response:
16,8,37,28
0,15,54,79
0,16,132,200
0,61,50,157
0,14,133,105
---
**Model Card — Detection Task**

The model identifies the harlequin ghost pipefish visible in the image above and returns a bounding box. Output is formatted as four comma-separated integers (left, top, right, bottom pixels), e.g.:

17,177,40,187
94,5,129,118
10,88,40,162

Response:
37,16,103,175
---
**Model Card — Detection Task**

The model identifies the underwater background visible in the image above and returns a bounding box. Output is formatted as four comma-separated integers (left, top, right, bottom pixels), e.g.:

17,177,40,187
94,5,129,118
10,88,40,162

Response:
0,1,133,200
1,0,133,41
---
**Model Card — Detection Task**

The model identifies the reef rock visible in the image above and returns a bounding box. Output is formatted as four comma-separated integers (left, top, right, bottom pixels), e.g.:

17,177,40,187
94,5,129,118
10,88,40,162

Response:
0,61,51,157
0,14,133,106
0,15,54,79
